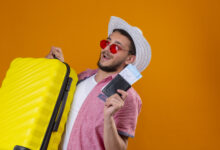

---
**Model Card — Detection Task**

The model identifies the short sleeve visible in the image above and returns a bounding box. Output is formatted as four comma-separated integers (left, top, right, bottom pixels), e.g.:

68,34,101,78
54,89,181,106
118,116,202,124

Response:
113,88,142,138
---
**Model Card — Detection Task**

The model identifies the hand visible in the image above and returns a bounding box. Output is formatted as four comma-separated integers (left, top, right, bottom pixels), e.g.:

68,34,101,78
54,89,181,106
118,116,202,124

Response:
45,46,64,62
104,89,128,117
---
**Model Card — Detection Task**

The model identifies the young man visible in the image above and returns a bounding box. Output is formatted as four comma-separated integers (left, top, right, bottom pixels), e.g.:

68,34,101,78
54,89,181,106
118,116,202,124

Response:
46,16,151,150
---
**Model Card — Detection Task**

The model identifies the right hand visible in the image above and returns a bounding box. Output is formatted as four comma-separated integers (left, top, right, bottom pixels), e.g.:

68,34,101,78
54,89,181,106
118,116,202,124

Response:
45,46,64,62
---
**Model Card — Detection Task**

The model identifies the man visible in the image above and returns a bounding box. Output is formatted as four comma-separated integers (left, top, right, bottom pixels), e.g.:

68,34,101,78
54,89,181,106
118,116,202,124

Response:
46,16,151,150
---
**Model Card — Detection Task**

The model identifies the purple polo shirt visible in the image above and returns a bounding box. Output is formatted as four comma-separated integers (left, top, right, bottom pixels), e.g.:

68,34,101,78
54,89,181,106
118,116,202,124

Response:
67,69,142,150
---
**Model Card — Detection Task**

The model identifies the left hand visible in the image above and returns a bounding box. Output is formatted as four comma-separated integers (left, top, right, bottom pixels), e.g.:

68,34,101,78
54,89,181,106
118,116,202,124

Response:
45,46,64,62
104,89,128,117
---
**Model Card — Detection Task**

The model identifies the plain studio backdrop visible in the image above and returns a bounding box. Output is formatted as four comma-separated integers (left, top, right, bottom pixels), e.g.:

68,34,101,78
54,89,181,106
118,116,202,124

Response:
0,0,219,150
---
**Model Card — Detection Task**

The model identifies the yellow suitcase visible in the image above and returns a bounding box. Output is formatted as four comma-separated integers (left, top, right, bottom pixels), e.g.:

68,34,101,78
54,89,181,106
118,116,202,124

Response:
0,58,78,150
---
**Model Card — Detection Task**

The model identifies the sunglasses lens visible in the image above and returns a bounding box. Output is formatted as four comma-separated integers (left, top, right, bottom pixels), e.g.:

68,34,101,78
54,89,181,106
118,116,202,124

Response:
110,44,117,54
100,40,119,54
100,40,109,49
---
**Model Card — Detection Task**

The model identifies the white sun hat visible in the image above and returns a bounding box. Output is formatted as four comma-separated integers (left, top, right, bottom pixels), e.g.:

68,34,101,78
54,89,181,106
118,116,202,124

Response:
108,16,151,72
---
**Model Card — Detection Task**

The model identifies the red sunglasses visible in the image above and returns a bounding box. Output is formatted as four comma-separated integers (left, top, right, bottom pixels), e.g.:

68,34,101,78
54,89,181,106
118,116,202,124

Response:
100,40,122,54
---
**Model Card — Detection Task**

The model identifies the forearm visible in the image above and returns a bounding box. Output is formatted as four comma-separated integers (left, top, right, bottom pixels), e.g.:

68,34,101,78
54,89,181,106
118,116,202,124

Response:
104,115,127,150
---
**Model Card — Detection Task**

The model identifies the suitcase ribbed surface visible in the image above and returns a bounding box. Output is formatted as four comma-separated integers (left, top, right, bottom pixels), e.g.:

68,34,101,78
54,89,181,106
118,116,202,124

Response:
0,58,78,150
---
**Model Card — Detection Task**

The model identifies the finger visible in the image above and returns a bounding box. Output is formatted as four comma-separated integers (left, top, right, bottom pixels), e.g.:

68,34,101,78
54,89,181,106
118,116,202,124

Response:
105,97,113,107
53,51,62,59
45,54,53,59
117,89,127,100
111,98,124,106
55,48,63,53
105,102,113,108
51,47,59,53
111,94,125,103
106,93,124,103
51,48,64,61
49,50,53,55
47,47,54,56
46,47,60,59
105,100,113,107
106,99,124,109
51,46,57,53
112,93,121,99
48,55,54,59
106,97,124,107
105,97,115,107
52,47,62,54
53,51,60,57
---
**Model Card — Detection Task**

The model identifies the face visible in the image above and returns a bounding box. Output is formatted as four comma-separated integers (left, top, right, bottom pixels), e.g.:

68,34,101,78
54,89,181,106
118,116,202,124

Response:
97,31,133,72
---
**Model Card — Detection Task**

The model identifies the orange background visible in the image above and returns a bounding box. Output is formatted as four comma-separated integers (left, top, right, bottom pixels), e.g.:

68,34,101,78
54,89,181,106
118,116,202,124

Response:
0,0,219,150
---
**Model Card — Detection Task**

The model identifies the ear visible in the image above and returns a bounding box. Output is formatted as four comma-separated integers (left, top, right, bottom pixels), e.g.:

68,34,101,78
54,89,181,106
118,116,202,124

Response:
125,55,136,65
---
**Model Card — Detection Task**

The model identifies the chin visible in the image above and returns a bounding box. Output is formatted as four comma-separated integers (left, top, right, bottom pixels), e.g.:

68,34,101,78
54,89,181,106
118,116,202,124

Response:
98,60,126,72
97,61,118,72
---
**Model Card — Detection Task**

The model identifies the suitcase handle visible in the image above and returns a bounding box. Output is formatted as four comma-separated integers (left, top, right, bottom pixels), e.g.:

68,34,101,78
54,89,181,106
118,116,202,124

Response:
53,77,73,131
14,145,30,150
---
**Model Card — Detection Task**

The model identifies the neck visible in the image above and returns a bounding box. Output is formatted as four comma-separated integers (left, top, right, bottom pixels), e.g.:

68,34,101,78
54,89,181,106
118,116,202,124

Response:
95,69,121,83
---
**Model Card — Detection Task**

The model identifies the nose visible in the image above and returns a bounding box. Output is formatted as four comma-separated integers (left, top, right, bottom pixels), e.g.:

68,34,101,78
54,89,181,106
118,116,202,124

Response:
102,43,112,53
104,44,111,51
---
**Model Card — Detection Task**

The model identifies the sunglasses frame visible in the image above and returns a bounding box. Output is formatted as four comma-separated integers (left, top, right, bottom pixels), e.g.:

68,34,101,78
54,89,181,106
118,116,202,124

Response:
100,39,122,54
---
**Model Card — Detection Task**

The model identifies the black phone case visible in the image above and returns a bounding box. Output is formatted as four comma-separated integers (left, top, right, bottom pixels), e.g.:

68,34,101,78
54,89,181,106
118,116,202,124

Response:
102,74,131,97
